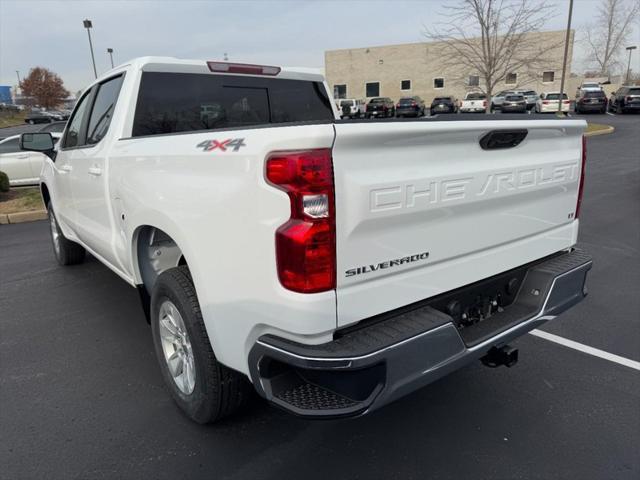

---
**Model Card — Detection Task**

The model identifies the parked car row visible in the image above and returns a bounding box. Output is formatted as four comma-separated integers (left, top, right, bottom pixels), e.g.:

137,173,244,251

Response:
335,84,639,118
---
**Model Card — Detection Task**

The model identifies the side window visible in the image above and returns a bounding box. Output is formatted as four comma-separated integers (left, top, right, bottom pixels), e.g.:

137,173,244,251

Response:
87,75,124,145
0,138,20,154
63,91,92,148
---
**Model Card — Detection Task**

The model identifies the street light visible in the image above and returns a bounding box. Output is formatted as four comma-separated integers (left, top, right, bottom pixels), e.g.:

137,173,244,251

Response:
625,46,637,84
107,48,114,68
83,19,97,79
557,0,573,114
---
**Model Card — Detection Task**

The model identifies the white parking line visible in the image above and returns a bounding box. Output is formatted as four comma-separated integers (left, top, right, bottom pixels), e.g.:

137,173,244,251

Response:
606,111,616,116
530,329,640,371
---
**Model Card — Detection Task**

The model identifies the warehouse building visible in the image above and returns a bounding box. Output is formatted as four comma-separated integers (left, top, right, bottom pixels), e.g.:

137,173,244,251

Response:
325,30,575,103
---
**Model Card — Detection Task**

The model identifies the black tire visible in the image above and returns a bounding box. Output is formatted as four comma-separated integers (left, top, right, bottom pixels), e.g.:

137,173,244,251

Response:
150,266,251,423
48,203,85,266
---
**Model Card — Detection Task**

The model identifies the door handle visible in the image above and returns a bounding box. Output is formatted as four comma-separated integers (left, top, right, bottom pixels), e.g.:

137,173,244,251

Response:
59,164,73,173
88,166,102,176
17,154,28,159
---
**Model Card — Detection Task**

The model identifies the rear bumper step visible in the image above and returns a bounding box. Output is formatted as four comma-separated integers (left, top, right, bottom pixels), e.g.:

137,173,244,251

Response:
248,249,592,418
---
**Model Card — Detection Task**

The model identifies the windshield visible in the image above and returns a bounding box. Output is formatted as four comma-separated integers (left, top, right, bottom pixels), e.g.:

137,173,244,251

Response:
466,93,486,100
523,91,536,96
433,97,452,103
340,100,354,107
629,88,640,95
370,98,386,103
584,91,605,98
399,98,416,104
505,95,524,101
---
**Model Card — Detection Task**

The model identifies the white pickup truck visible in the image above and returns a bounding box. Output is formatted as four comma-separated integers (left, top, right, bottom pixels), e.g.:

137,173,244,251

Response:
20,57,592,423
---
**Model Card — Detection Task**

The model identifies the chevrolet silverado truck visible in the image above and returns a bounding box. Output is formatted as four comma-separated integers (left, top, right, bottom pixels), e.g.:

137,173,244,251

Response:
20,57,592,423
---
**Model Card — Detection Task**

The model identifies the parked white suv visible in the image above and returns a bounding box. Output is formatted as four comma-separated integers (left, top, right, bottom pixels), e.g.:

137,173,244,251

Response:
337,98,366,118
20,57,592,423
0,133,61,185
459,92,487,112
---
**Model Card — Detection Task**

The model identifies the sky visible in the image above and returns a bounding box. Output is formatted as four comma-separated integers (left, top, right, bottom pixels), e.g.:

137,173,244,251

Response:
1,0,638,93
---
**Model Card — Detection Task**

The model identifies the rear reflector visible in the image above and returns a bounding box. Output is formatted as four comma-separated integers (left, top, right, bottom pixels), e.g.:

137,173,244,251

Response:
576,135,587,218
266,149,335,293
207,61,281,76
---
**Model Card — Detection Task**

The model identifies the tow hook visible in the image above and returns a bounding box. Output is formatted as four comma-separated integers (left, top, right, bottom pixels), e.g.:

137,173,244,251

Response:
481,345,519,368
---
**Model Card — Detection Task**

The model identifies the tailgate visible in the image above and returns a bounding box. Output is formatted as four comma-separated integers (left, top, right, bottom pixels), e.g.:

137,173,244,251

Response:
332,119,586,326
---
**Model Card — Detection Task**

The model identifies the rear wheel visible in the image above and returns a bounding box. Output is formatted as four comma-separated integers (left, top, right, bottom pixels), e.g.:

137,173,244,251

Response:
150,266,251,423
48,203,85,266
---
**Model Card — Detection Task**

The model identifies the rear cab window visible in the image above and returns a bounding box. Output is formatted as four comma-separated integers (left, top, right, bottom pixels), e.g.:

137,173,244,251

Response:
132,72,334,137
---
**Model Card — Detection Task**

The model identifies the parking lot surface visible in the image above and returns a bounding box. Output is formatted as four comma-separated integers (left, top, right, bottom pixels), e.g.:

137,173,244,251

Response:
1,113,639,480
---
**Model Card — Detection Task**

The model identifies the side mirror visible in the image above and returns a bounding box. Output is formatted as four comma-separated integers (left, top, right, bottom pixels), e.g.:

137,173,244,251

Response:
20,132,56,160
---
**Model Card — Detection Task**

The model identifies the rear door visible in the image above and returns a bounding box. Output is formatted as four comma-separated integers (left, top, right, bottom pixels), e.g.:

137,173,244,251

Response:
332,119,585,326
67,74,125,266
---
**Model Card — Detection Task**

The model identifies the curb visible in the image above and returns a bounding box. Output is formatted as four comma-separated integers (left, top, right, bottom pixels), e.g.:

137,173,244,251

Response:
585,125,615,137
0,209,47,225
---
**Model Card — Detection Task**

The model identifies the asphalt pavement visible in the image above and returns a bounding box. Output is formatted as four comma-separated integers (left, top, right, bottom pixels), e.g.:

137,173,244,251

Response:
1,112,639,480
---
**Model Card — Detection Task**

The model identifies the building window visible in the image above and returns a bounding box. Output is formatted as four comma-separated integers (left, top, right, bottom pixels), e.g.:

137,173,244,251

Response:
505,72,517,85
468,75,479,87
542,71,555,83
433,77,445,89
366,82,380,97
334,84,347,99
401,80,411,90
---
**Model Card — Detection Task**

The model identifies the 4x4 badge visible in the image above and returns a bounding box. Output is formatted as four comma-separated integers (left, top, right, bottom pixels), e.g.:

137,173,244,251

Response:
197,138,246,152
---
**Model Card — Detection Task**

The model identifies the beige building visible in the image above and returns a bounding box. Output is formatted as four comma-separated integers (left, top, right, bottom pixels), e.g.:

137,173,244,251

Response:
325,30,575,103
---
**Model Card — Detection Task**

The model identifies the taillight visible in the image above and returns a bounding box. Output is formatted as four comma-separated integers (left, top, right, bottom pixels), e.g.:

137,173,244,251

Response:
576,135,586,218
625,96,632,103
396,103,401,108
483,100,487,107
542,100,549,104
563,100,570,104
266,149,336,293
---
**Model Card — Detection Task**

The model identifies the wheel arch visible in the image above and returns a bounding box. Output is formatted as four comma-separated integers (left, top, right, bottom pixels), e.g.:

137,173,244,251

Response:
132,224,189,295
40,183,51,210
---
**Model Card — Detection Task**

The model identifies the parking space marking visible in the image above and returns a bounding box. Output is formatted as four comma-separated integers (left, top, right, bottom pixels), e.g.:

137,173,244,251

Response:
606,111,616,116
530,329,640,371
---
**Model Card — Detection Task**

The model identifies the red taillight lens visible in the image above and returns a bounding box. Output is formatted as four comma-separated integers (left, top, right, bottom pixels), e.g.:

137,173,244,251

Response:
396,103,401,108
576,135,586,218
483,100,487,107
266,149,335,293
542,100,550,104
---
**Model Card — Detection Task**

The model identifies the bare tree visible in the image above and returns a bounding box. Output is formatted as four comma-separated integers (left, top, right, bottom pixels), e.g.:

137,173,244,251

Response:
423,0,561,109
584,0,639,78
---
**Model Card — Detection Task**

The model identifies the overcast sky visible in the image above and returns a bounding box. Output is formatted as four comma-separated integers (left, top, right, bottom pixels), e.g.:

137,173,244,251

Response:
1,0,638,92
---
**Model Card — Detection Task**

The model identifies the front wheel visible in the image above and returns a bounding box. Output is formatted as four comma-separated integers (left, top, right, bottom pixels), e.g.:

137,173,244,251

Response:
28,119,34,125
48,203,85,265
151,266,251,423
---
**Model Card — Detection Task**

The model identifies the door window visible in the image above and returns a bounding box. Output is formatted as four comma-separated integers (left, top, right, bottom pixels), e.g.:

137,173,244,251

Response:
0,138,20,153
87,75,124,144
63,91,93,148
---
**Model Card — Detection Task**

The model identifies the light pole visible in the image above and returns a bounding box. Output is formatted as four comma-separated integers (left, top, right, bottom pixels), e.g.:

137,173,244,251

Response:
83,19,97,79
625,46,637,84
107,48,114,68
557,0,573,114
15,70,21,96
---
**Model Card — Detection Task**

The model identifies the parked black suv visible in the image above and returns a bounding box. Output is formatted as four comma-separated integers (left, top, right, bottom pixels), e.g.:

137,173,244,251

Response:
576,90,607,114
430,96,458,114
366,97,395,118
395,96,425,117
608,86,640,114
